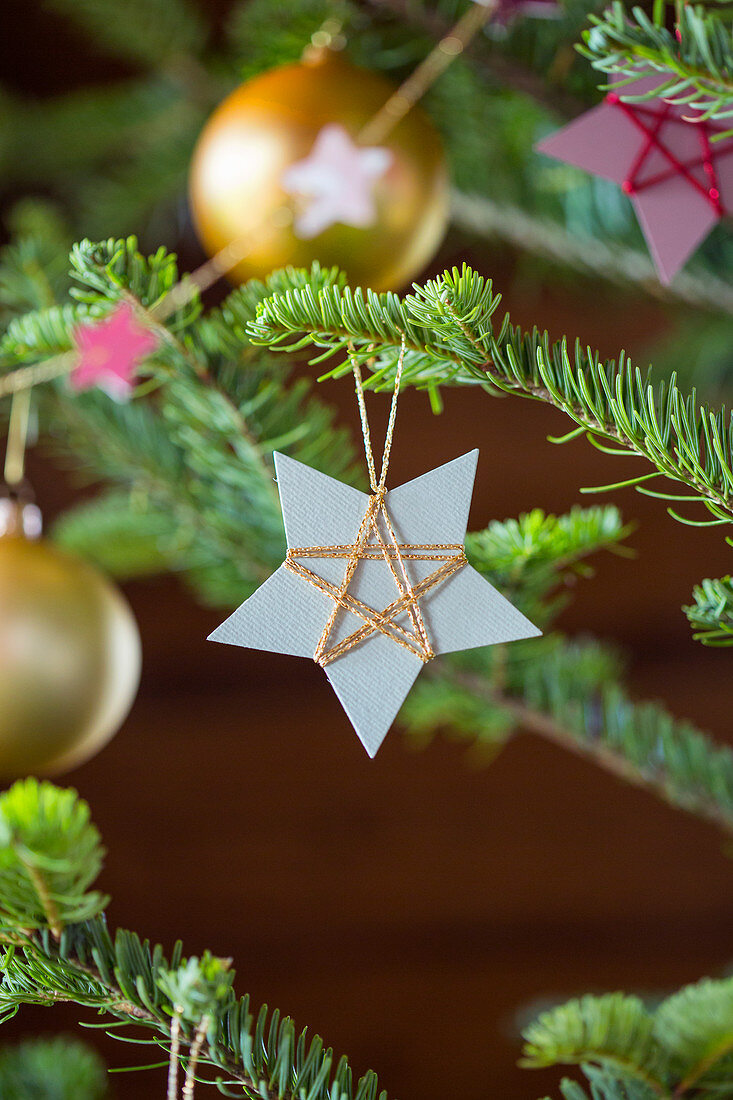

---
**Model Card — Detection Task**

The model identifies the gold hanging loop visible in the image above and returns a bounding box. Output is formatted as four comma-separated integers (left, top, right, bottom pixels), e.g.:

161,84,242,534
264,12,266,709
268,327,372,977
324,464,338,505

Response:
349,333,406,494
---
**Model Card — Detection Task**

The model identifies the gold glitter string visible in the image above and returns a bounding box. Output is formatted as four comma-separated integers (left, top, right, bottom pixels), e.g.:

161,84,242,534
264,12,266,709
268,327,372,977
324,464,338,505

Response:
283,336,467,666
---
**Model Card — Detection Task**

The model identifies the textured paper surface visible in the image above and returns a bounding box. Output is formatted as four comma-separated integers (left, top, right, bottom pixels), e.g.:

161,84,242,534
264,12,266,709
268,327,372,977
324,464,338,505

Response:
536,74,733,283
210,451,541,757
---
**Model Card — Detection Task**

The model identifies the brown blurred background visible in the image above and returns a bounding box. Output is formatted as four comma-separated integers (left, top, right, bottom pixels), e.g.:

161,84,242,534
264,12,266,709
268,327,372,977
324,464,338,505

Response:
2,3,733,1099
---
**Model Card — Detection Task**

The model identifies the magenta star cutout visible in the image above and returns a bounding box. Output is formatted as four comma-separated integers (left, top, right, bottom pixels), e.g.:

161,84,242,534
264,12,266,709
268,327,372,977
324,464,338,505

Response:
281,124,392,239
71,301,159,399
537,74,733,283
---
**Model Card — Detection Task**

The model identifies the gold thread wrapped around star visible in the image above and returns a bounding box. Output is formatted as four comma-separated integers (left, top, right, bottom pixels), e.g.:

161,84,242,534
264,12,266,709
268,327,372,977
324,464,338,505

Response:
283,488,467,667
282,335,465,668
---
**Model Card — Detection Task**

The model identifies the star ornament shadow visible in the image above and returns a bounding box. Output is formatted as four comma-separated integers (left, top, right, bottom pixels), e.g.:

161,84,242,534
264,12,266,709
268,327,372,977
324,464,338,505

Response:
537,73,733,283
209,451,541,758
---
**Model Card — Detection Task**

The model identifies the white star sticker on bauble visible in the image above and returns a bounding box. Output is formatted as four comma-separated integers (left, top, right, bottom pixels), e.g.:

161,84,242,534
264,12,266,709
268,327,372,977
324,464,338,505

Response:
282,124,392,239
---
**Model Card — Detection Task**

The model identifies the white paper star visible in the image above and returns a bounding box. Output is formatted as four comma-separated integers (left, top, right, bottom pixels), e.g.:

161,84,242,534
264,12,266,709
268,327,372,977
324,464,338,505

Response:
209,451,540,758
281,124,392,239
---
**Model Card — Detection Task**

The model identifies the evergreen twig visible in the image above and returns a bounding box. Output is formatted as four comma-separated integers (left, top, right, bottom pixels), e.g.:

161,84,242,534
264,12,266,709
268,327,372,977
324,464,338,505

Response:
3,781,733,1100
249,264,733,530
581,2,733,130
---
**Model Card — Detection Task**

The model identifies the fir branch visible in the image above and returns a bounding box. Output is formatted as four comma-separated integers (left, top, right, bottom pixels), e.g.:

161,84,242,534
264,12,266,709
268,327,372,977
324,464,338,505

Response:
522,993,666,1095
52,490,184,579
465,504,633,621
407,634,733,836
4,782,733,1100
47,391,277,598
655,978,733,1093
524,976,733,1100
0,780,107,938
226,0,360,79
581,3,733,130
249,264,733,531
1,239,359,605
0,912,389,1100
683,575,733,645
408,512,733,834
0,202,72,321
563,1067,660,1100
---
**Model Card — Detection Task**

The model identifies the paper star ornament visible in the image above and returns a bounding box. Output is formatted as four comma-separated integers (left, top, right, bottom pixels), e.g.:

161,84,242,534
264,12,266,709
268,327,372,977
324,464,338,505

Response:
536,74,733,283
71,301,159,399
209,450,540,757
281,124,392,239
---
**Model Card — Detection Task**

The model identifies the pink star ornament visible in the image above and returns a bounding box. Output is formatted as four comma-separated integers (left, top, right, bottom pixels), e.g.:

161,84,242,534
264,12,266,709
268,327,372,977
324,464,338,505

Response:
281,124,393,239
536,74,733,283
71,301,158,400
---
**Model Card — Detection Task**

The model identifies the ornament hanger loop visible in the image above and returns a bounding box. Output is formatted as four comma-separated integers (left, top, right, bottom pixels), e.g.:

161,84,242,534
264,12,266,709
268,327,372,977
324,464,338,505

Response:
349,333,406,494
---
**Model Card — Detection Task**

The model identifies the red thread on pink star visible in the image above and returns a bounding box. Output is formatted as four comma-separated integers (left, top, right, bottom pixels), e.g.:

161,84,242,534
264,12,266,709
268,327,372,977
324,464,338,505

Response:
606,95,728,217
71,302,158,400
537,74,733,283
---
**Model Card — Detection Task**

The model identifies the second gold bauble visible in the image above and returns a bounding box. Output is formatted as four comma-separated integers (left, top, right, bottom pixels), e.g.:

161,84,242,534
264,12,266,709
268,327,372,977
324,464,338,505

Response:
189,52,450,291
0,525,141,781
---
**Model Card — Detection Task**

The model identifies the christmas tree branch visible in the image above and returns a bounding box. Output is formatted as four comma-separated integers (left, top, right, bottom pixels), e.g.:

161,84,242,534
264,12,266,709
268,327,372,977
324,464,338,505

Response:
4,240,733,831
0,884,389,1100
580,2,733,129
3,781,733,1100
436,652,733,835
250,263,733,642
249,264,733,555
406,509,733,836
523,976,733,1100
1,239,361,603
683,575,733,645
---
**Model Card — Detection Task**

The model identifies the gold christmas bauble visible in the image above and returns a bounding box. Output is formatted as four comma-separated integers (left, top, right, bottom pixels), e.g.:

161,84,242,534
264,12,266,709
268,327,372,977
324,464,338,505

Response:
0,518,141,780
189,51,450,291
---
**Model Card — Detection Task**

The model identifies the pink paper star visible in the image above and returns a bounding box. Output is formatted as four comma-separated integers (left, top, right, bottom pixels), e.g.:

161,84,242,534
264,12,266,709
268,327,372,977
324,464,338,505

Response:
71,301,158,400
537,74,733,283
281,124,393,239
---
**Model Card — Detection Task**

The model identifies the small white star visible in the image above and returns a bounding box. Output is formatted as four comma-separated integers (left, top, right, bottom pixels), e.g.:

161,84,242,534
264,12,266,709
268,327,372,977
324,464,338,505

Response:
281,124,392,239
